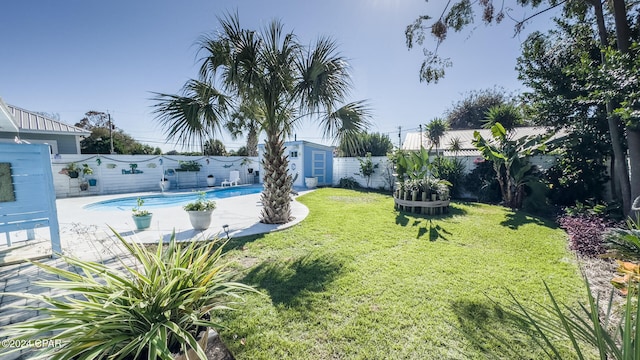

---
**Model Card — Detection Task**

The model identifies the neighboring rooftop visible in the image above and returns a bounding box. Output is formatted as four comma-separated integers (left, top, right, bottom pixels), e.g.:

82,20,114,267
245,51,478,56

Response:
6,104,89,135
402,126,562,156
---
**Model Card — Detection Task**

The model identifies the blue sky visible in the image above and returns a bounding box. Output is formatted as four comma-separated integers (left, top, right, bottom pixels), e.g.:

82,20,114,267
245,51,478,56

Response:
0,0,557,152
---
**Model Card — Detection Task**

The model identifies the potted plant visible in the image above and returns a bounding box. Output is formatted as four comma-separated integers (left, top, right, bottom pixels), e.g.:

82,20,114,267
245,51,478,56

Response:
132,197,153,230
80,163,94,190
206,174,216,187
60,162,80,178
184,192,216,230
177,160,202,172
0,232,256,359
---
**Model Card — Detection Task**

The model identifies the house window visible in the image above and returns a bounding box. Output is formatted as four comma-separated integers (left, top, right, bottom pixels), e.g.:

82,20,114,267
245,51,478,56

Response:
290,151,298,158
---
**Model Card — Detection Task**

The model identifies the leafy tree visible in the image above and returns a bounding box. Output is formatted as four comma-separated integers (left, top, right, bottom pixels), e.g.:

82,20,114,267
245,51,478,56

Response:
406,0,640,215
517,18,612,205
228,146,249,157
152,13,370,224
445,88,512,130
75,111,158,154
203,139,227,156
338,132,393,157
425,118,448,155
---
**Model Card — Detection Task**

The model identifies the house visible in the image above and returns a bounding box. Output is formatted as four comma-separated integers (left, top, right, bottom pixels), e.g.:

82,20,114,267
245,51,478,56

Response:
0,97,90,155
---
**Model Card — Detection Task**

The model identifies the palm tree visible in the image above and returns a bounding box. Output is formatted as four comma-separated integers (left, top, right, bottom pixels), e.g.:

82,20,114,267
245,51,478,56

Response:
153,13,370,224
426,118,448,155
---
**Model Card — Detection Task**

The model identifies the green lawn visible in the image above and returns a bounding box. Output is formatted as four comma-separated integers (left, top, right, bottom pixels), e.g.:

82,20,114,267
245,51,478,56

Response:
217,188,587,359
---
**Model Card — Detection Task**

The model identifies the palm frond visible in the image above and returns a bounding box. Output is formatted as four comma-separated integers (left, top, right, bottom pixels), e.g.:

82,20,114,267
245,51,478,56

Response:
151,80,230,149
295,36,351,114
320,100,372,147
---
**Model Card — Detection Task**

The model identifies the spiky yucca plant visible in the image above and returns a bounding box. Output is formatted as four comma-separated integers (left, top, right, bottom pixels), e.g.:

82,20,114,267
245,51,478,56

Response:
507,278,640,359
0,231,258,360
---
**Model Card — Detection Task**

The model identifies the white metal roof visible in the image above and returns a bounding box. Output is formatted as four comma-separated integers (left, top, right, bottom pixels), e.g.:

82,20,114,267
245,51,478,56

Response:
402,127,562,156
6,104,90,135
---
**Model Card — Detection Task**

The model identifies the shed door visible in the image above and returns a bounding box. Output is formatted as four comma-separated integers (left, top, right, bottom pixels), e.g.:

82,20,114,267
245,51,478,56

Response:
312,151,325,184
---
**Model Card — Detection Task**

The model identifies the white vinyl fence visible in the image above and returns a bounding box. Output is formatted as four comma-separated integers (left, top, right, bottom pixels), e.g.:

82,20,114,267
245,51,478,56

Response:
52,154,259,198
50,153,558,198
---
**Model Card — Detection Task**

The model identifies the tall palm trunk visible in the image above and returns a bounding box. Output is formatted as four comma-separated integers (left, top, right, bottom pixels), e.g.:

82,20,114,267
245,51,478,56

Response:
261,131,292,224
247,126,258,157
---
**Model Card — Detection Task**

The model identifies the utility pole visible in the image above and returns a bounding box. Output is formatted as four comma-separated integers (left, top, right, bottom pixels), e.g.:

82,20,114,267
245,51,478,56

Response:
419,124,423,149
108,112,114,154
398,126,402,149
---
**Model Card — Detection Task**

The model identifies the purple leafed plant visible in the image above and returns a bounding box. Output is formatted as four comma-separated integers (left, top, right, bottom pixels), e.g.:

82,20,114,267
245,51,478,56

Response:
557,214,612,258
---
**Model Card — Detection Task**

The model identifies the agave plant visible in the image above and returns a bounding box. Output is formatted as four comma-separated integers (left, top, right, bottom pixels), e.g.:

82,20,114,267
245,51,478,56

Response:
0,231,258,360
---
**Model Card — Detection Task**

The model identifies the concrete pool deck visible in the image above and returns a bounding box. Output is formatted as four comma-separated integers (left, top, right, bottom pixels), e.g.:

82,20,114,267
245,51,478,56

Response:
0,187,311,359
1,186,311,264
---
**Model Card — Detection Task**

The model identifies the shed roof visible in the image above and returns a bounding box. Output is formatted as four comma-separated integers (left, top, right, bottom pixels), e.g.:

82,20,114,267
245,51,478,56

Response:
6,104,90,136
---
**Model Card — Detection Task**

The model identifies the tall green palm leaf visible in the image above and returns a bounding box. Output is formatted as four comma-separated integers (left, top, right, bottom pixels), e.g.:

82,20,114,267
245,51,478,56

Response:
152,79,230,152
153,12,370,223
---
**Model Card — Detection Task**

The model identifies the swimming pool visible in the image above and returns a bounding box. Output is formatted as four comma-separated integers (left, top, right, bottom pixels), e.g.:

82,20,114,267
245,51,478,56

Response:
85,185,263,211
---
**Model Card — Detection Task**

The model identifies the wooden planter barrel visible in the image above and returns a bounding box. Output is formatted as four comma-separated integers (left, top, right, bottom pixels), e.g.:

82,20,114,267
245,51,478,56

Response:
393,189,450,215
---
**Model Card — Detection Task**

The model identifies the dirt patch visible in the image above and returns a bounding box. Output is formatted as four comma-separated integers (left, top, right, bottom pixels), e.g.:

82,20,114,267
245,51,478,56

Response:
327,196,376,203
237,256,260,269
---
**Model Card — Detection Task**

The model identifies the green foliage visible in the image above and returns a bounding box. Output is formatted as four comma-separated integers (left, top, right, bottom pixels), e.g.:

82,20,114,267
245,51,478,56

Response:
472,122,549,209
506,278,640,360
462,160,502,203
81,163,93,175
184,191,217,212
337,176,361,189
203,139,228,156
338,132,393,157
425,118,448,153
177,160,202,171
0,232,258,359
604,215,640,261
132,197,151,217
396,147,432,182
483,103,524,131
430,156,466,198
357,153,379,188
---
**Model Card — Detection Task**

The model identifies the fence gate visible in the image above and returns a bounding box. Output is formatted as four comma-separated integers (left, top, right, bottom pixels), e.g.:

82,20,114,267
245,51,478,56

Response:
0,143,61,258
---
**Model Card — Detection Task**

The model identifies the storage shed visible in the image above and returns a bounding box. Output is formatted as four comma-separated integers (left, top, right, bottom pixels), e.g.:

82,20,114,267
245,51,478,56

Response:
258,140,334,188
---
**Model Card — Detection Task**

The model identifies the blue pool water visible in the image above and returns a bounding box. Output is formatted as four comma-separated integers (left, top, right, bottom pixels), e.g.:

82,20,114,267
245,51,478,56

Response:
85,185,263,211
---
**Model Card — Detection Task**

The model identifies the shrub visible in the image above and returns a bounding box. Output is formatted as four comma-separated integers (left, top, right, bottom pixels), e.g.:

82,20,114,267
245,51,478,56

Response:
506,278,640,359
337,177,361,189
462,160,501,203
557,214,611,258
1,232,257,359
604,215,640,261
430,157,465,198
